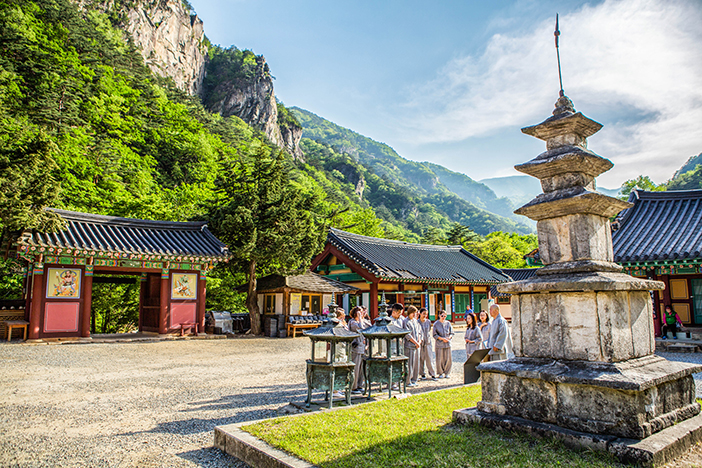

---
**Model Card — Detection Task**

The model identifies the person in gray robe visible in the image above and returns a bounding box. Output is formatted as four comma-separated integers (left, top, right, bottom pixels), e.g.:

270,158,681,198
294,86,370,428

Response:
432,311,454,377
418,308,437,381
403,306,422,386
487,304,513,361
348,306,369,393
463,312,483,359
478,310,491,349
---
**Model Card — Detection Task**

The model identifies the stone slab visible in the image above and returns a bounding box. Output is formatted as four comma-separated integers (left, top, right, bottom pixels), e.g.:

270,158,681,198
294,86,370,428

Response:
454,407,702,467
477,354,702,391
215,421,315,468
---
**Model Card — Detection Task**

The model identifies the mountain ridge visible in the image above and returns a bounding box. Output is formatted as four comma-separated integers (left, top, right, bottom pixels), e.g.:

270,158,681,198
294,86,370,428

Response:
290,106,533,236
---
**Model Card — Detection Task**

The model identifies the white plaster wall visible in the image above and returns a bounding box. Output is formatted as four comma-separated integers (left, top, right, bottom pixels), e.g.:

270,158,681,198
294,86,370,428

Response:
275,293,283,314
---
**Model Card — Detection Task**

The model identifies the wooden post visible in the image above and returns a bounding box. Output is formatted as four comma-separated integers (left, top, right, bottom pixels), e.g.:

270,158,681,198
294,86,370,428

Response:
80,266,93,338
159,270,169,334
398,282,404,306
370,282,378,319
197,273,206,334
139,273,147,332
28,264,44,340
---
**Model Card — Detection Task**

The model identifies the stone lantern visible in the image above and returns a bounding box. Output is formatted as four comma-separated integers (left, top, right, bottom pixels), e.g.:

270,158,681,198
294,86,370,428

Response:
455,93,702,464
303,301,358,409
360,298,409,399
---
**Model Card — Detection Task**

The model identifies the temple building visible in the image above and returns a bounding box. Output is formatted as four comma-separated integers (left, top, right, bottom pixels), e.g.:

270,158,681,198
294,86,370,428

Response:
613,189,702,327
310,228,511,321
9,209,230,340
240,270,358,316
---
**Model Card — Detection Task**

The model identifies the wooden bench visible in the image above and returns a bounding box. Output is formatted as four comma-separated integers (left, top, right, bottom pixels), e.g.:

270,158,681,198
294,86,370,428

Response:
176,322,198,336
286,322,321,338
4,320,29,341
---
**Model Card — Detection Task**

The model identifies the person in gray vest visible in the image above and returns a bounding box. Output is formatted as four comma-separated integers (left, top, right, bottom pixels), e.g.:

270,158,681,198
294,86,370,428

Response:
487,304,513,361
348,306,370,394
403,306,422,387
418,308,437,381
433,310,454,378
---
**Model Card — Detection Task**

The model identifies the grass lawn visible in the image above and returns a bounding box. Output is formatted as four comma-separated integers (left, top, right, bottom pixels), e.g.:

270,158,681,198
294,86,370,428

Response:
243,386,625,468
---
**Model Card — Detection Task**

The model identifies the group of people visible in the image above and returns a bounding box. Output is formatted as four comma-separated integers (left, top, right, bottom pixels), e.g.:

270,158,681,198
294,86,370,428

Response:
329,301,513,395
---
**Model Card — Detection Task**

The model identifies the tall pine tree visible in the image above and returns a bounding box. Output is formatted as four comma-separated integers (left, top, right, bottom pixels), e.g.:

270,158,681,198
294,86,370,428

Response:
209,147,328,334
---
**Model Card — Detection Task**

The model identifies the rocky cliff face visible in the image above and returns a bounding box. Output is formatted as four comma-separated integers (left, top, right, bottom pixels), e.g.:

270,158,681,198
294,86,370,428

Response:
204,54,303,159
97,0,302,157
120,0,207,96
205,56,282,145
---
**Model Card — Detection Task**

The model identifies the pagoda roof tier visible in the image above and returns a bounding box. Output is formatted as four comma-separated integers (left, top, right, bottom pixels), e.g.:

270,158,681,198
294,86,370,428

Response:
515,146,613,180
515,189,632,221
521,111,603,141
16,209,230,262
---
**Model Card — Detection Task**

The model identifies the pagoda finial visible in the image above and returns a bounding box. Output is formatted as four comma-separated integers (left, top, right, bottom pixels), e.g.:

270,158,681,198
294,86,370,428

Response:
555,14,564,97
553,94,575,117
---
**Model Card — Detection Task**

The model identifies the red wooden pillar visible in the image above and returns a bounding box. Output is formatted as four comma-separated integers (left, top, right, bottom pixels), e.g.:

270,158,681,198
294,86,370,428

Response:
138,273,147,332
159,270,169,334
197,272,206,334
398,282,404,306
370,281,378,320
80,266,93,338
28,264,44,340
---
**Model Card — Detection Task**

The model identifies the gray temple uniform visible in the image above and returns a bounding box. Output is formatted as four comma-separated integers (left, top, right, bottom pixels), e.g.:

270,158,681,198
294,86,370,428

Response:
404,317,422,384
433,320,454,376
419,319,435,378
348,318,369,390
389,315,404,355
464,326,483,358
479,322,491,348
487,314,513,361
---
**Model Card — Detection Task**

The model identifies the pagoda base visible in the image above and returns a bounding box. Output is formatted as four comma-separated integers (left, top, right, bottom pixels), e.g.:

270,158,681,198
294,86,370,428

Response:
474,355,702,439
453,408,702,467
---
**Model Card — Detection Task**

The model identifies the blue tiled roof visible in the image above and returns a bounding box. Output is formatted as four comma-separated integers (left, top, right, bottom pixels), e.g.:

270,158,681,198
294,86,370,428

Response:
613,190,702,263
327,228,510,284
19,209,230,260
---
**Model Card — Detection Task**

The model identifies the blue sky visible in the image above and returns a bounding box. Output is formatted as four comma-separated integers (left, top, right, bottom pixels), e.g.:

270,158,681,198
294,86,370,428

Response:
193,0,702,189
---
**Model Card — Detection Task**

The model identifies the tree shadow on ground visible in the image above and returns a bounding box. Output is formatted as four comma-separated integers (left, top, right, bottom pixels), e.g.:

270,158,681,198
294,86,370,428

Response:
182,383,308,413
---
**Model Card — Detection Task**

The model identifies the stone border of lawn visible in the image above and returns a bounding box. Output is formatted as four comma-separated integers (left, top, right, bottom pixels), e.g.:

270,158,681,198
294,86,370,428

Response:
214,384,476,468
454,408,702,467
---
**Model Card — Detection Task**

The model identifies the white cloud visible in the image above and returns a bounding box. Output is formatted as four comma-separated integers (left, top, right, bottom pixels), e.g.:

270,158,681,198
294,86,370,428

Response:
398,0,702,185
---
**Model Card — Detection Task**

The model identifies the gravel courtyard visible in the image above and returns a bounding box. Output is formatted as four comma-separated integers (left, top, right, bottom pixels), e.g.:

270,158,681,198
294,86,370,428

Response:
3,336,702,467
0,335,470,467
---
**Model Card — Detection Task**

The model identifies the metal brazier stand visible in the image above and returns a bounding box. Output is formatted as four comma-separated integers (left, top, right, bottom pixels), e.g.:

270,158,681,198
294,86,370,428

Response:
361,300,409,400
303,302,359,409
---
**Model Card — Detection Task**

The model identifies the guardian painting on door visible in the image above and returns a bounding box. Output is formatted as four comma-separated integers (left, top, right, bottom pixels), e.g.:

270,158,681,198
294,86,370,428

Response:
310,228,511,322
11,209,230,340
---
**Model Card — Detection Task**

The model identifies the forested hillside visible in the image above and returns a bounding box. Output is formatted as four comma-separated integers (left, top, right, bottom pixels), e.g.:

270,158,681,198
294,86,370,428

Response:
0,0,543,332
0,0,387,329
291,107,532,236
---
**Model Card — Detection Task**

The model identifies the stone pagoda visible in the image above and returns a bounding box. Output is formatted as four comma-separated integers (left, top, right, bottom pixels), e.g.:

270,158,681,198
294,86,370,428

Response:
455,94,702,466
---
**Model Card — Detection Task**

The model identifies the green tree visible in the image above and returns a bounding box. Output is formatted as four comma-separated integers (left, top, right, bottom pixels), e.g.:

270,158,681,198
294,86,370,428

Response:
445,222,480,245
667,164,702,191
421,226,446,245
619,175,665,200
209,147,328,334
0,119,63,235
465,231,538,268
